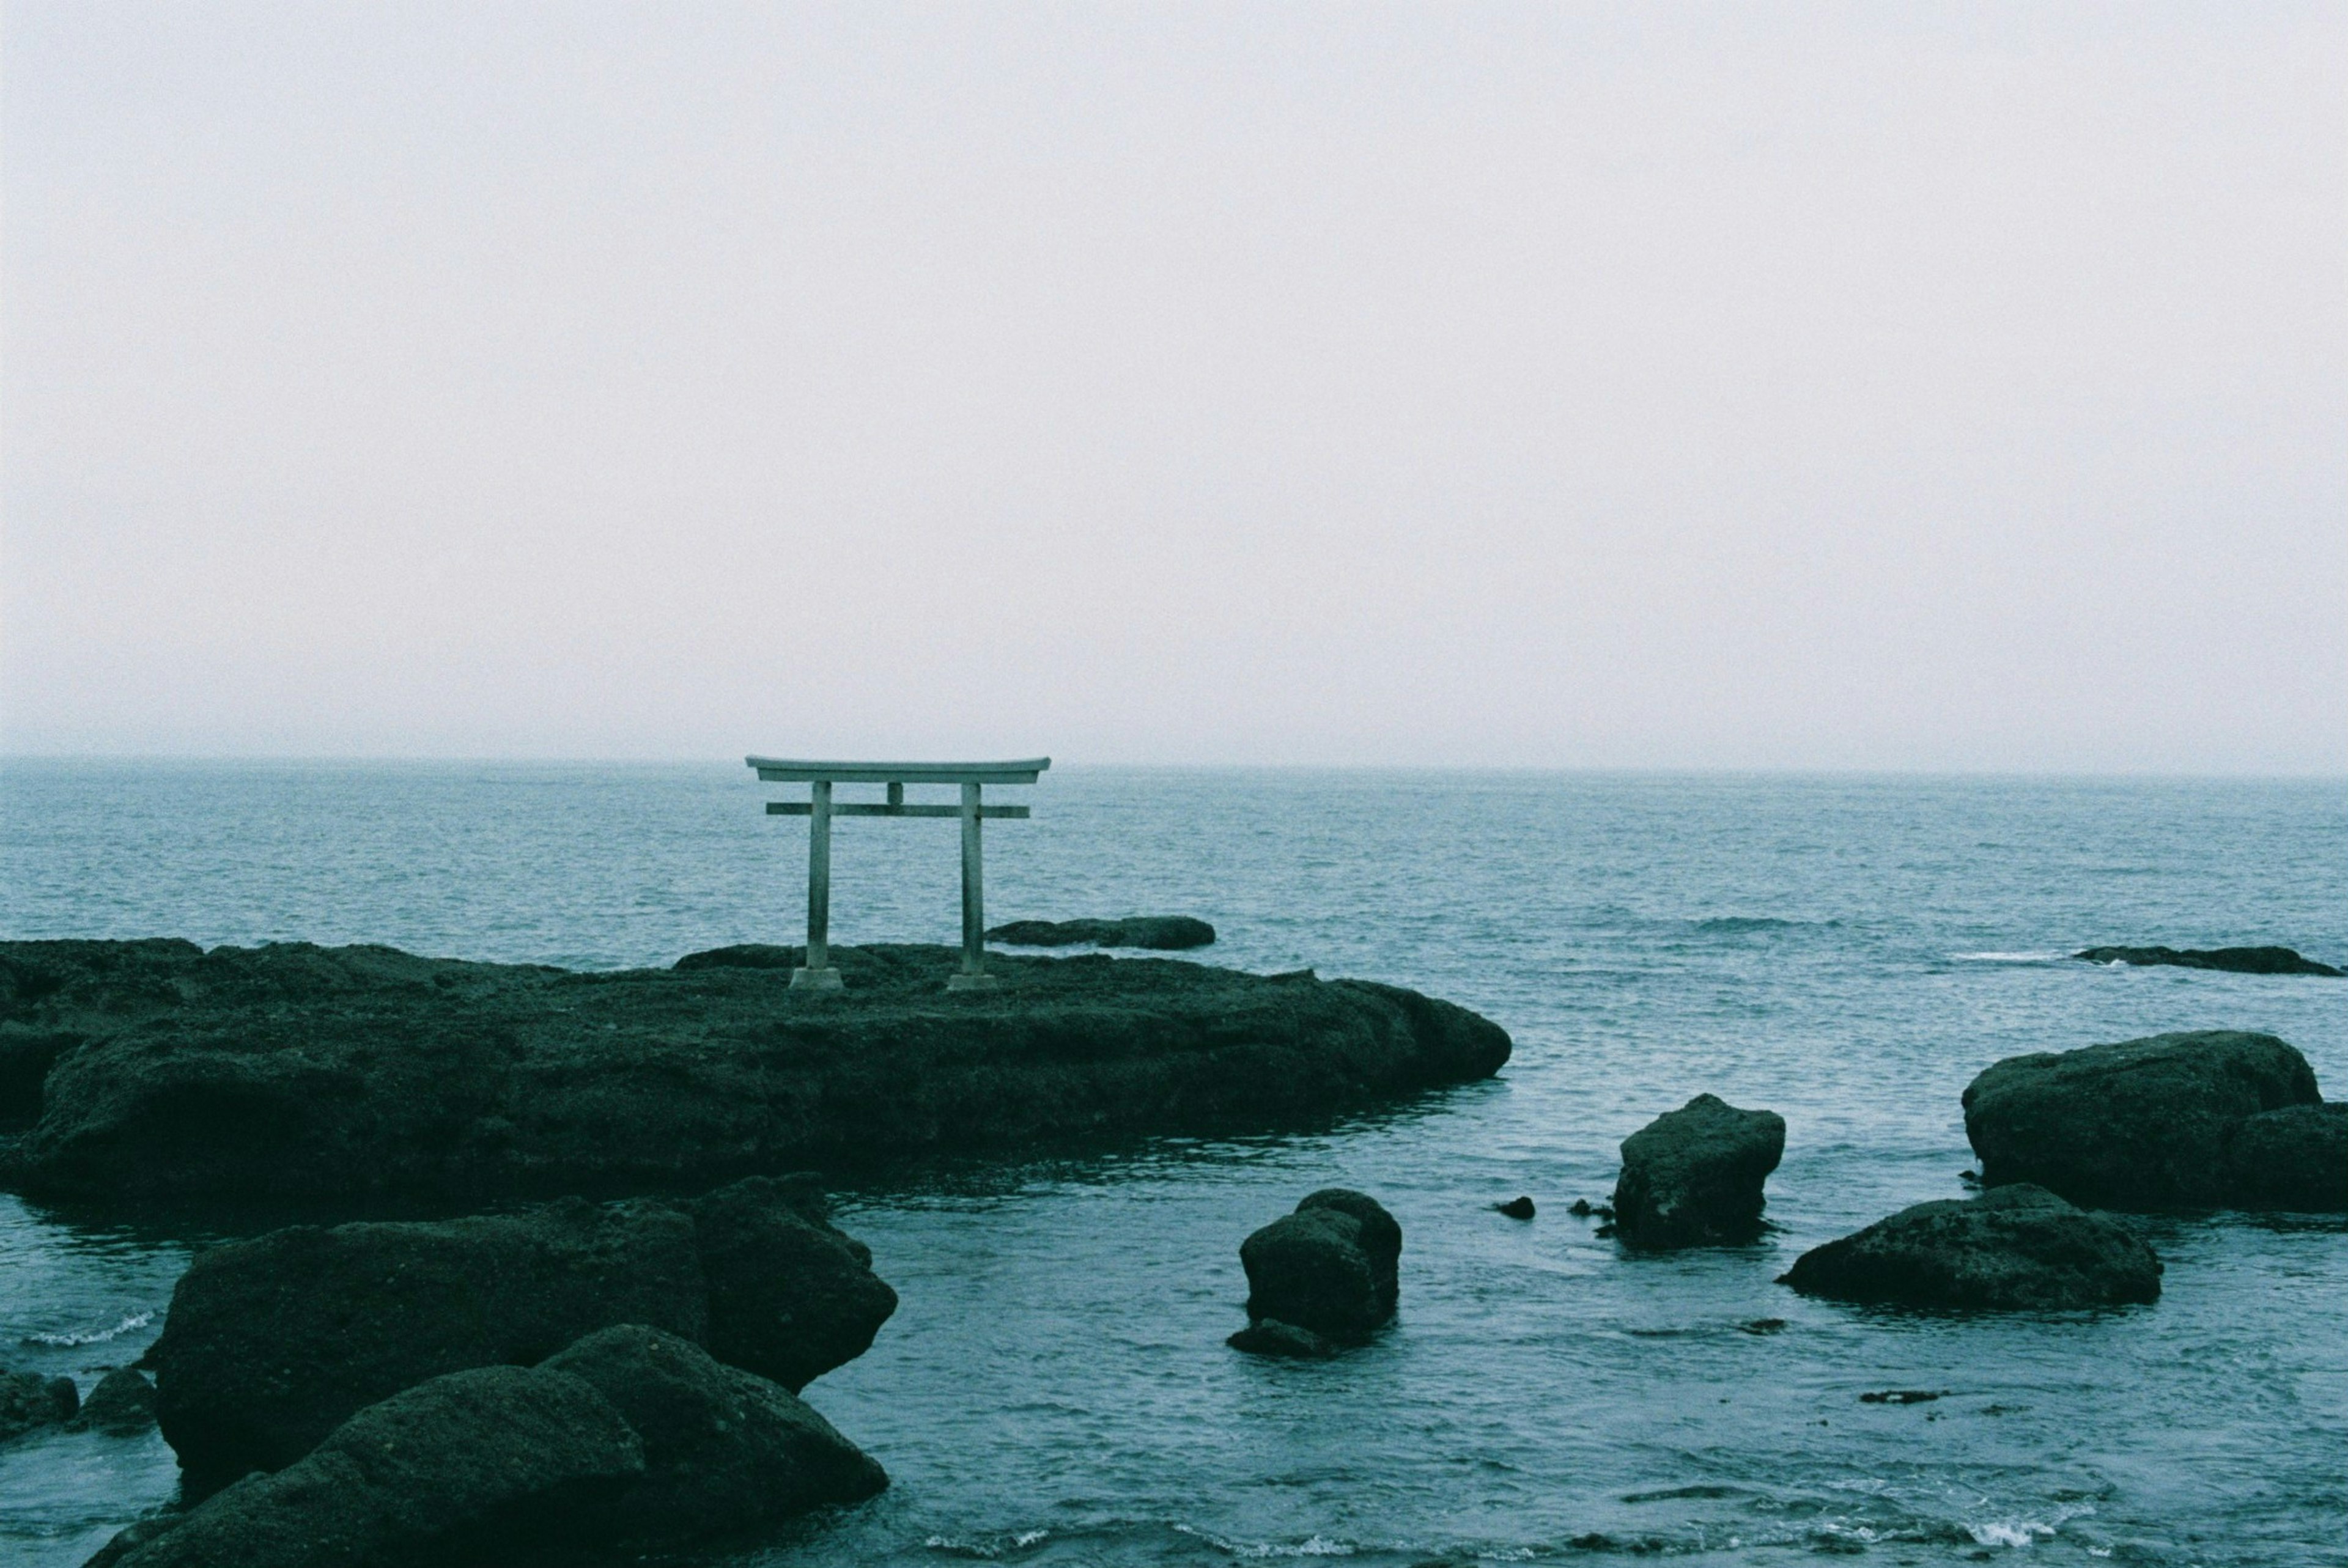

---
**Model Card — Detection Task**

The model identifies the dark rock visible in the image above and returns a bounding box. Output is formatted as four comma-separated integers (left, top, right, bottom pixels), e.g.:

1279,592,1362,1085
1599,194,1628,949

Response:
2226,1103,2348,1211
150,1195,703,1491
149,1179,891,1491
107,1363,644,1568
1,939,1507,1202
1238,1189,1401,1343
1612,1094,1785,1247
83,1517,175,1567
2073,945,2342,977
1859,1389,1946,1404
986,917,1216,950
1494,1195,1535,1220
685,1175,899,1391
539,1325,885,1540
1963,1030,2322,1210
1779,1184,2162,1309
1738,1318,1787,1335
71,1367,158,1435
0,1367,79,1440
1226,1319,1341,1358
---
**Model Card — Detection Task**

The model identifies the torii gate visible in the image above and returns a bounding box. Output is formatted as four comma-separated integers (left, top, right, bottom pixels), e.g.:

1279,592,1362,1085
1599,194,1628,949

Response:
747,756,1050,992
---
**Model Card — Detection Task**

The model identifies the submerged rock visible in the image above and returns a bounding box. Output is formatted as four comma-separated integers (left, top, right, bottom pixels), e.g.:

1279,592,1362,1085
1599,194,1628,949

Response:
1963,1030,2324,1210
1612,1094,1785,1246
105,1363,646,1568
1779,1184,2161,1310
2226,1103,2348,1212
1237,1189,1401,1345
149,1179,892,1491
0,938,1507,1202
70,1367,158,1435
540,1325,885,1540
2073,945,2342,977
1226,1319,1340,1358
0,1367,78,1441
986,916,1216,950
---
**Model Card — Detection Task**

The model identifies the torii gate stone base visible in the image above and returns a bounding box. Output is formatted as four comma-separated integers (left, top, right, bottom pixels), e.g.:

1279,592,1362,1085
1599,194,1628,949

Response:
748,756,1050,992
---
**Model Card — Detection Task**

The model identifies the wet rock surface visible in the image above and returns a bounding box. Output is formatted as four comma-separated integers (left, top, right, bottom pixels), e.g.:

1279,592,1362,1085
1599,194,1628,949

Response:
1612,1094,1785,1246
1779,1184,2162,1310
987,916,1217,949
2226,1103,2348,1211
149,1179,893,1490
102,1363,647,1568
1225,1319,1340,1358
1236,1189,1401,1346
71,1367,159,1435
0,938,1507,1202
540,1325,887,1540
2073,944,2343,977
1963,1030,2325,1210
1,1366,79,1441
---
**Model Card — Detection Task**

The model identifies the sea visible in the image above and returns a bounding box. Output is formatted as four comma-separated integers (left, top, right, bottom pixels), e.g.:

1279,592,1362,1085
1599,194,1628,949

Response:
2,762,2344,1567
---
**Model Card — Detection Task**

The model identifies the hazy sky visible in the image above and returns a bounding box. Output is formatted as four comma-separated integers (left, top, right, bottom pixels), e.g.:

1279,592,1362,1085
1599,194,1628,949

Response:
4,2,2342,769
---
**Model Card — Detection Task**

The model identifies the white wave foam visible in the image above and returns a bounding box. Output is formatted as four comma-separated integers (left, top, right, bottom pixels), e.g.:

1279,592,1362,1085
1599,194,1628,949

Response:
1950,951,2067,965
22,1310,153,1347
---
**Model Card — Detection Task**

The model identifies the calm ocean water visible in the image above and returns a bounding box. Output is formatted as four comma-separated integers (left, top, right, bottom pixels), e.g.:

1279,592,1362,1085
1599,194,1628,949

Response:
2,762,2344,1567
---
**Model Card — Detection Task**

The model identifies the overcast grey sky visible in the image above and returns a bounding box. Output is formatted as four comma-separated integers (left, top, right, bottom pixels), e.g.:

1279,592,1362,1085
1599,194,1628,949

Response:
4,2,2341,769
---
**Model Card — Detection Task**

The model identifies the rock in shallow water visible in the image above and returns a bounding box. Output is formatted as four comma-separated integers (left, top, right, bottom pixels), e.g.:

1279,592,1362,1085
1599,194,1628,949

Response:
1611,1094,1785,1247
1962,1030,2328,1210
2073,944,2342,977
0,1367,79,1441
0,939,1507,1202
1779,1184,2162,1310
71,1367,158,1435
149,1179,893,1492
104,1363,646,1568
2226,1103,2348,1211
1236,1190,1401,1345
540,1325,886,1539
986,916,1216,950
1225,1319,1340,1358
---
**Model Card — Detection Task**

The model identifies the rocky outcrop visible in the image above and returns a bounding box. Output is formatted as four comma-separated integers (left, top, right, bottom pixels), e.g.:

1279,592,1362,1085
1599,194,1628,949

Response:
2226,1103,2348,1211
148,1180,893,1491
986,917,1217,950
1962,1031,2326,1210
1232,1190,1401,1351
1611,1094,1785,1246
2073,945,2342,977
1,1366,78,1441
70,1367,158,1435
685,1175,899,1391
102,1363,646,1568
0,939,1507,1202
1779,1184,2161,1310
541,1325,885,1537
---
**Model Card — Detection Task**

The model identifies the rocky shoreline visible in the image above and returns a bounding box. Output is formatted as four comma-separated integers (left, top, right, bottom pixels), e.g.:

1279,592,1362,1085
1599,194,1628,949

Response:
0,938,1512,1204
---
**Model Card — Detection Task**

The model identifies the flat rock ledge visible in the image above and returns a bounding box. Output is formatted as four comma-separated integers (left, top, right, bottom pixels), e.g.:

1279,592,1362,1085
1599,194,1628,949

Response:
1779,1185,2162,1311
149,1178,893,1492
1612,1094,1785,1247
0,939,1508,1202
1963,1030,2343,1212
986,916,1216,950
90,1329,884,1568
2073,944,2342,977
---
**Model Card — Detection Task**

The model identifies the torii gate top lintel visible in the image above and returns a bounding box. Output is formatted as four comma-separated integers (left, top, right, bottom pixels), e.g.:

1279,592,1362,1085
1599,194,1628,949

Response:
747,756,1051,993
747,757,1049,785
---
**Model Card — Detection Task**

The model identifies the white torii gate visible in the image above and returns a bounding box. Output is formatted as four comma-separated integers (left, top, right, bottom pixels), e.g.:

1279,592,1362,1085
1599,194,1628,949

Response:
747,756,1050,992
